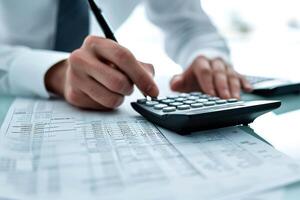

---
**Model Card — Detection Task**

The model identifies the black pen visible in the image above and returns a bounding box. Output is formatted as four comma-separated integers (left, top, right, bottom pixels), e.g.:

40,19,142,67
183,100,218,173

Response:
87,0,148,98
87,0,117,42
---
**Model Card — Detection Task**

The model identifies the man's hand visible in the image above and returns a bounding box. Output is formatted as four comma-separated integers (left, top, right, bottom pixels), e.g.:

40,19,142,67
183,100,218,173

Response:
170,56,252,99
45,36,159,110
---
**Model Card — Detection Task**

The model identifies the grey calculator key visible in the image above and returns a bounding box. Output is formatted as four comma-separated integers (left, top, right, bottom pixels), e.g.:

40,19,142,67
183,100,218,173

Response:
170,102,184,107
177,105,190,110
196,99,209,103
183,100,196,105
191,92,202,96
201,94,210,98
162,99,175,104
191,103,204,108
179,93,190,97
154,104,168,110
163,107,177,112
187,96,199,100
155,97,167,101
208,97,220,101
227,98,238,103
203,101,216,106
175,97,186,102
167,95,178,99
137,99,147,104
216,100,227,104
145,101,159,107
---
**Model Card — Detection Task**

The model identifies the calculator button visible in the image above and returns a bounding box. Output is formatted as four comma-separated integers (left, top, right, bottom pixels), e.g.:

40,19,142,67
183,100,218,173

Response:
162,99,175,104
203,102,216,106
196,99,209,103
200,94,210,98
163,107,177,112
183,100,196,105
179,93,190,97
208,97,220,101
191,92,202,96
137,99,147,104
187,96,199,100
177,105,191,110
216,100,227,104
191,103,204,108
155,97,167,101
167,95,178,99
145,101,159,107
154,104,168,110
227,98,238,103
175,98,187,102
170,102,184,107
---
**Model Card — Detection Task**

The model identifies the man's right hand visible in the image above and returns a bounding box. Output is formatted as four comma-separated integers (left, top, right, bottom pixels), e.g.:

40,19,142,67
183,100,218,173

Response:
45,36,159,110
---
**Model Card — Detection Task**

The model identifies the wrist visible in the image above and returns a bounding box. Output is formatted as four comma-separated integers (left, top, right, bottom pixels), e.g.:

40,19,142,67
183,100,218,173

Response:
45,60,67,97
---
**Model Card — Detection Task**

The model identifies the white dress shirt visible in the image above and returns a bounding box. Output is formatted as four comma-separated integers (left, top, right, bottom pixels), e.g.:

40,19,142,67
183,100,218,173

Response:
0,0,229,98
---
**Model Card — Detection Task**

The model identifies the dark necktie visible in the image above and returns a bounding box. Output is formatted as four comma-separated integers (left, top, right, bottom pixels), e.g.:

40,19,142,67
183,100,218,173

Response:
54,0,90,52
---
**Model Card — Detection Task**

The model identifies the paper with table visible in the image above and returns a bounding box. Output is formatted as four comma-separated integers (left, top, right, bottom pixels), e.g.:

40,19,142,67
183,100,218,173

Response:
0,98,299,200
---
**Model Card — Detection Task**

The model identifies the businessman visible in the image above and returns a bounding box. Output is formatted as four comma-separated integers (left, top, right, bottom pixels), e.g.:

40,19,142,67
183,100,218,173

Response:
0,0,252,110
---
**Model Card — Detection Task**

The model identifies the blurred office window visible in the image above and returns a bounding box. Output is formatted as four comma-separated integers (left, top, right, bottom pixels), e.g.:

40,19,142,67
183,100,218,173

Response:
201,0,300,79
202,0,300,43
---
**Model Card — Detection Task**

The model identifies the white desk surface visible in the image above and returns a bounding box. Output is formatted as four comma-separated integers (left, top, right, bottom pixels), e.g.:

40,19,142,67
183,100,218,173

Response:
1,5,300,200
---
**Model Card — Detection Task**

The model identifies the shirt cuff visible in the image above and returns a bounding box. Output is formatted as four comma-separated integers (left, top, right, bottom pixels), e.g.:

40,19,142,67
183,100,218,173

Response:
185,49,232,69
9,49,69,98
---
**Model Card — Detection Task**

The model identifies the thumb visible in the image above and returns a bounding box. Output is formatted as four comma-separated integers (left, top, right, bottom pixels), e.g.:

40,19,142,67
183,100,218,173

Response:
170,74,185,91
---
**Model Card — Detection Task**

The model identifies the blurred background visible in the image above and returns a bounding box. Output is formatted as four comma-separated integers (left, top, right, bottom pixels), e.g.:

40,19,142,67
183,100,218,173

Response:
93,0,300,85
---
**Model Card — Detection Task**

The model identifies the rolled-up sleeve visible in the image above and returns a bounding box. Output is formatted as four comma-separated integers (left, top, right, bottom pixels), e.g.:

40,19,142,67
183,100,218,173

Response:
145,0,230,68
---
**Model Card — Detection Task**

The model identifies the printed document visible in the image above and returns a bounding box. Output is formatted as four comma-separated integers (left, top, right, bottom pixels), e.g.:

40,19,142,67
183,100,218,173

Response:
0,98,299,200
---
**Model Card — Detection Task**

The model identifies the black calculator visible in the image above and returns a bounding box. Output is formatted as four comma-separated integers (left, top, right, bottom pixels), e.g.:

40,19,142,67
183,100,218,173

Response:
131,92,281,134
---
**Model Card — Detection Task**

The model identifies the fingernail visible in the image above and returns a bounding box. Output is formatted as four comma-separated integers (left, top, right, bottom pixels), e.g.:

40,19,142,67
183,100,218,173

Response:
233,92,240,99
172,75,182,83
222,90,230,99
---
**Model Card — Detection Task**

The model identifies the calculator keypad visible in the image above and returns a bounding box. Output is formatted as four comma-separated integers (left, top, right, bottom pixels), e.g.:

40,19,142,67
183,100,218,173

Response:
137,93,241,113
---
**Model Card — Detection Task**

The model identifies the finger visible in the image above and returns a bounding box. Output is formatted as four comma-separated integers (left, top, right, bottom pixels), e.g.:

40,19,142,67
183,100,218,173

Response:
170,74,185,92
227,69,242,99
170,74,199,92
80,76,124,109
69,49,134,96
211,59,231,99
193,57,216,96
239,74,253,92
65,87,107,110
82,36,159,97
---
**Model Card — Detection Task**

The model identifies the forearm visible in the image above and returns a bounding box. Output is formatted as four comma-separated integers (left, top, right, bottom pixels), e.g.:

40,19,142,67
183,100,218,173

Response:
145,0,230,68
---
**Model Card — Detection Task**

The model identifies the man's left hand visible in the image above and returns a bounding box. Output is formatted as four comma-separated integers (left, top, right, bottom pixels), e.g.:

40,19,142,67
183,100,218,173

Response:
170,56,253,99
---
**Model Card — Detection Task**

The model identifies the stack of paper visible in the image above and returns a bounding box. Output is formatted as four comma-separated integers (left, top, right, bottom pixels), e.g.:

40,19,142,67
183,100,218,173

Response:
0,98,299,200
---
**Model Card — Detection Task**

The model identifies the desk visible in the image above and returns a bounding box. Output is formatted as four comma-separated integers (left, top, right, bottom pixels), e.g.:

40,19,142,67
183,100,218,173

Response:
1,93,300,199
2,5,300,199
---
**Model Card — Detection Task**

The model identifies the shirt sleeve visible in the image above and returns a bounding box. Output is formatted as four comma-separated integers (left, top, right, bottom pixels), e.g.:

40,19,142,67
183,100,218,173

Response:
0,45,69,98
144,0,231,68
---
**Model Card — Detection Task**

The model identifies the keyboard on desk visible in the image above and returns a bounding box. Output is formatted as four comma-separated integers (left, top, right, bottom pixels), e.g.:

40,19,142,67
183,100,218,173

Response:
131,92,281,134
